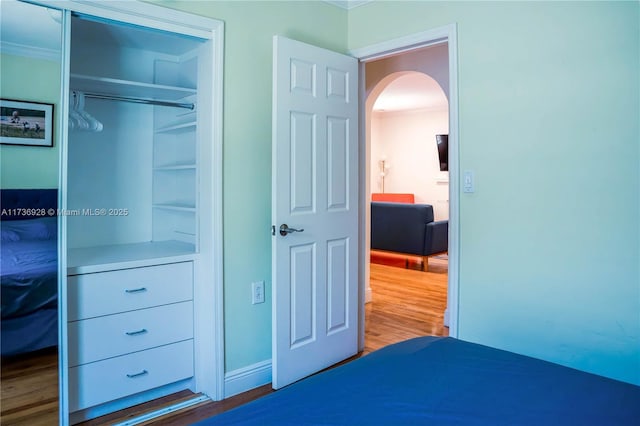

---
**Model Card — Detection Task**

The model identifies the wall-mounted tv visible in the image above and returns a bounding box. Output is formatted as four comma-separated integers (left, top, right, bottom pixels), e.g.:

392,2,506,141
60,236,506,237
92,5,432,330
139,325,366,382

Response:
436,134,448,172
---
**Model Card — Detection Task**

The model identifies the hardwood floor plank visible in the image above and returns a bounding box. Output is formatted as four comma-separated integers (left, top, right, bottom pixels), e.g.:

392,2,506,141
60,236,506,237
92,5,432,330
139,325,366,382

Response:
364,261,448,354
1,347,59,426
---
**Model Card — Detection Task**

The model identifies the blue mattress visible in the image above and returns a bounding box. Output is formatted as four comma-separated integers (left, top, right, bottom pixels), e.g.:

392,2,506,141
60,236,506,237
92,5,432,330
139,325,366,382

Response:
198,337,640,425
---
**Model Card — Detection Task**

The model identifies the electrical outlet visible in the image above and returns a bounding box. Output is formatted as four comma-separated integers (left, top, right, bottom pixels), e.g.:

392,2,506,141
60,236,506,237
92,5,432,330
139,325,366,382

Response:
252,281,265,304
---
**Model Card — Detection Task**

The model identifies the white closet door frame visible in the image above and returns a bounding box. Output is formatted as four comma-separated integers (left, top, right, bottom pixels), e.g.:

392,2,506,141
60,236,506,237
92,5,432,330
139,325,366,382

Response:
58,7,72,424
39,0,219,39
38,1,225,423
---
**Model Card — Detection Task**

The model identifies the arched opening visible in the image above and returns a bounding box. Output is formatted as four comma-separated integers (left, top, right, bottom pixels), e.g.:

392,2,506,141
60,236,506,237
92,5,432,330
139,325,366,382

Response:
364,70,450,352
370,71,449,219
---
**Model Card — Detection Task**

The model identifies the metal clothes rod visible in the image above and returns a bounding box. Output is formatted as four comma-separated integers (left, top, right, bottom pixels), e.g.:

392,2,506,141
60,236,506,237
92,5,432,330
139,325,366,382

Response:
82,92,195,110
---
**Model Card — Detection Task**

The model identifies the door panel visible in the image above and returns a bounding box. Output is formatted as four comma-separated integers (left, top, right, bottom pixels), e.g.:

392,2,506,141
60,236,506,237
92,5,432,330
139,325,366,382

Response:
327,117,349,210
327,238,348,334
272,36,358,389
290,243,316,348
290,112,316,213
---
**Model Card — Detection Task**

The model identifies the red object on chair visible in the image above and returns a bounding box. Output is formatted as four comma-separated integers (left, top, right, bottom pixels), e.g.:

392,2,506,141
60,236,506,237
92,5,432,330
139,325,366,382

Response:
371,193,415,203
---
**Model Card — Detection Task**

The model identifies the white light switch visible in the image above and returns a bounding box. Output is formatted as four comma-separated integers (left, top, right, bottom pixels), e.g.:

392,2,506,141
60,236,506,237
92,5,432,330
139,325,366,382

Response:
463,170,475,193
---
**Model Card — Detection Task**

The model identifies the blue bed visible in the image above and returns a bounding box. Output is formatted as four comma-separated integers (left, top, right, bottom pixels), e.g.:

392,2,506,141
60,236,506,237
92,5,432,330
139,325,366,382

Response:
1,189,58,356
198,337,640,425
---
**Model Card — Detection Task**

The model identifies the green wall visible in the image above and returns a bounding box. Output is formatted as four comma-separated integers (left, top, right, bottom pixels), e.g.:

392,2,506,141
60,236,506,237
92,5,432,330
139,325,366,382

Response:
0,54,60,189
8,0,634,385
2,0,346,375
350,1,640,385
154,0,348,372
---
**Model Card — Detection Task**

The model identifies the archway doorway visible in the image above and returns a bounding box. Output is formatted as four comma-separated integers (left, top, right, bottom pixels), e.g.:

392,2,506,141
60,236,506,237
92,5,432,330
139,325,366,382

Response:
364,67,450,354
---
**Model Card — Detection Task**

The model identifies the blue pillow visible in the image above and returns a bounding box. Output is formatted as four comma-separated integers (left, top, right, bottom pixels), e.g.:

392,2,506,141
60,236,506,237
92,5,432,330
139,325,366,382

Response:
0,217,57,241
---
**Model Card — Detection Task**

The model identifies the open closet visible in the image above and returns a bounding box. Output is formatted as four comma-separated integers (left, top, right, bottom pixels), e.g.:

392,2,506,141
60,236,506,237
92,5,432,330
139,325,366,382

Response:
54,2,223,424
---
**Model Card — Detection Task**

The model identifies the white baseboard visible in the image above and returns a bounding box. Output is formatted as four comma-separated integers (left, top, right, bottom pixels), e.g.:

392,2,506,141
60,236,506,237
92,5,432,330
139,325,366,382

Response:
365,285,372,303
224,359,272,398
443,308,450,327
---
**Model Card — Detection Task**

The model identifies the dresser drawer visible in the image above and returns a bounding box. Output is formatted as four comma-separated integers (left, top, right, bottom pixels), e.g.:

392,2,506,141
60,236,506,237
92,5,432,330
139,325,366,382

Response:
68,262,193,321
68,301,193,367
69,340,193,412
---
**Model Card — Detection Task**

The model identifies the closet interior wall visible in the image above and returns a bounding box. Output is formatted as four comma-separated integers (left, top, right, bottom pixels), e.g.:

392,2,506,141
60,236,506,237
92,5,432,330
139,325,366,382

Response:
67,16,200,260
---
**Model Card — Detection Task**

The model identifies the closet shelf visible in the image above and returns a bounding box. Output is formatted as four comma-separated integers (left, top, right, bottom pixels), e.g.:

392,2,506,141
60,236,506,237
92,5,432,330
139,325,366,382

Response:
71,74,197,101
153,203,196,212
67,241,196,274
155,121,197,134
154,164,196,171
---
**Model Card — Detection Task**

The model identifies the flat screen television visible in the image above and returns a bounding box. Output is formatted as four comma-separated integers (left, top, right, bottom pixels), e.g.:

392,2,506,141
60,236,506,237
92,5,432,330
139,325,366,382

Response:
436,134,448,172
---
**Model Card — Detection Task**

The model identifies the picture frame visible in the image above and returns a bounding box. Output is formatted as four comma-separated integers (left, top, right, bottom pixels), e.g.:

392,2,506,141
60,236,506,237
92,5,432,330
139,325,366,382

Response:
0,99,54,147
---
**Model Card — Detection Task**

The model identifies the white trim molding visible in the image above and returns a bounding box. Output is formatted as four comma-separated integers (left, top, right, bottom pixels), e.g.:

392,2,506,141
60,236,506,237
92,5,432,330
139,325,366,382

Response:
350,26,452,61
354,23,460,338
323,1,373,10
34,0,217,39
365,285,372,304
224,360,272,399
58,10,72,426
0,41,61,61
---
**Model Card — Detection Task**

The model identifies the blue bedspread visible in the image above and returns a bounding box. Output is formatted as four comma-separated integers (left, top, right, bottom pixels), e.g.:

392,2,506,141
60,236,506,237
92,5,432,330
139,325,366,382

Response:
198,337,640,425
1,215,58,355
1,218,58,319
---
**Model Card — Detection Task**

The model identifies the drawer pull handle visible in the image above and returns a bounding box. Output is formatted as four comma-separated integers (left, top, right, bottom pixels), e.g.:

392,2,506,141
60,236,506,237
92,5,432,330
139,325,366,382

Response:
125,287,147,294
125,328,148,336
126,370,148,379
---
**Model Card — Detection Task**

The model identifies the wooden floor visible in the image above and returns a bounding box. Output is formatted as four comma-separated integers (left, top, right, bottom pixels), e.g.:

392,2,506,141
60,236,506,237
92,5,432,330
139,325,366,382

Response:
1,260,447,425
364,258,449,355
1,347,59,426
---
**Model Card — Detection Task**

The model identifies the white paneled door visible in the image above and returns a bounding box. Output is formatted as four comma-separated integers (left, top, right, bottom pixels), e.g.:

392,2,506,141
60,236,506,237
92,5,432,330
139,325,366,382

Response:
272,36,359,389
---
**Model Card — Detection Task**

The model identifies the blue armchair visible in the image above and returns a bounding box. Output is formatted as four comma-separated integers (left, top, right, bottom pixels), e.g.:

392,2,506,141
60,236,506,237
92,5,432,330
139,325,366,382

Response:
371,202,448,271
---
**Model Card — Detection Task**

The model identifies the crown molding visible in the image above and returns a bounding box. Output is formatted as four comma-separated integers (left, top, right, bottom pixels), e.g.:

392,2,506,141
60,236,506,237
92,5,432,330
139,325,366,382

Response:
0,41,61,62
323,1,373,10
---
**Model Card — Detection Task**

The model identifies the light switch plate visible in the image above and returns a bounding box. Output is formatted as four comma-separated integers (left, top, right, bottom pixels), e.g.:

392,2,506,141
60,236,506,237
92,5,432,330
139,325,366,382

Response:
252,281,265,304
463,170,475,193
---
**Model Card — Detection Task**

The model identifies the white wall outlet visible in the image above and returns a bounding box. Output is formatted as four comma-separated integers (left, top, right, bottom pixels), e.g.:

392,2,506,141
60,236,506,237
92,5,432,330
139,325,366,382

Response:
252,281,265,304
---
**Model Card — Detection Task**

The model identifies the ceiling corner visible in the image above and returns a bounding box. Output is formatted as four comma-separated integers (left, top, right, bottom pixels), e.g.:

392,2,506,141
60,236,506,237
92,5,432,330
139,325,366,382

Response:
323,1,373,11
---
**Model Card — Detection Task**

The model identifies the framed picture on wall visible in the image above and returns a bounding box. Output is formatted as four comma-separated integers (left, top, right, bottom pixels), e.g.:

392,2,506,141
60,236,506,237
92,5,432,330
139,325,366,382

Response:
0,99,54,147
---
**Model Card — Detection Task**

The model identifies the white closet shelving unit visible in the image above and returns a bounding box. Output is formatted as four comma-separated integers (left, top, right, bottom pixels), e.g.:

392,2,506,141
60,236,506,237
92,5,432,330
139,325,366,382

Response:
66,17,202,273
57,4,224,423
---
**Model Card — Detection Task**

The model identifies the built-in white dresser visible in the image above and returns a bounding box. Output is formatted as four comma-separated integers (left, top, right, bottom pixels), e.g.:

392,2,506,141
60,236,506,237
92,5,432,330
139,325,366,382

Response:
67,260,194,412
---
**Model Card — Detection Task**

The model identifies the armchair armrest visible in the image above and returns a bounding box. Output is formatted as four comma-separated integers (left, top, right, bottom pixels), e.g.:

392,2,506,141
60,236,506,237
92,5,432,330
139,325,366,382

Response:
424,220,448,255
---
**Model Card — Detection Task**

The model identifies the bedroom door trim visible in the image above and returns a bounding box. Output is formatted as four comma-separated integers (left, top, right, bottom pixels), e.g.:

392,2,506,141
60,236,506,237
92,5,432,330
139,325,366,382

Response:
350,24,460,345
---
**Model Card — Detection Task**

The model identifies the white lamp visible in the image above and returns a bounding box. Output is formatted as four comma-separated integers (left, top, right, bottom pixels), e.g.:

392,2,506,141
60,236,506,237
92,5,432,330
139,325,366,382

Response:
378,156,391,193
